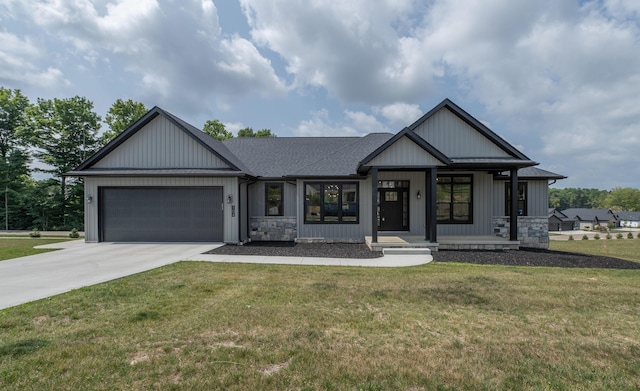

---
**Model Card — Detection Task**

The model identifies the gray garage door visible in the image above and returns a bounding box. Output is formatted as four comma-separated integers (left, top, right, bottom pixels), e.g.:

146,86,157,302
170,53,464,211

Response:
100,187,223,242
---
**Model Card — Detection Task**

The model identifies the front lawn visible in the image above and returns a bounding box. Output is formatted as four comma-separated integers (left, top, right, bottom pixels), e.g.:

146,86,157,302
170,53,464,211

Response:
0,238,77,261
1,262,639,390
550,237,640,262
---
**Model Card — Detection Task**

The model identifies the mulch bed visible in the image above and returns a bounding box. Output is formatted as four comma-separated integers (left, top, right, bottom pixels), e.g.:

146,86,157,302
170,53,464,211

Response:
207,242,640,269
434,248,640,269
206,242,383,259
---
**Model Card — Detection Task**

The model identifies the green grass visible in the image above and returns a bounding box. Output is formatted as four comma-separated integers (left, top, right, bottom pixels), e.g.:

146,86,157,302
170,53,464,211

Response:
0,238,77,261
1,262,639,390
550,237,640,262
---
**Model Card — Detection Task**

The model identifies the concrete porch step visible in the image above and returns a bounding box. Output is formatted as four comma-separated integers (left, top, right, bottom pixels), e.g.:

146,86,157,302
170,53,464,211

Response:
383,247,432,256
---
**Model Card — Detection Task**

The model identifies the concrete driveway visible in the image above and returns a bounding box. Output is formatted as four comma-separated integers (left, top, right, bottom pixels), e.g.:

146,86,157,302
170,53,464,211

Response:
0,241,220,310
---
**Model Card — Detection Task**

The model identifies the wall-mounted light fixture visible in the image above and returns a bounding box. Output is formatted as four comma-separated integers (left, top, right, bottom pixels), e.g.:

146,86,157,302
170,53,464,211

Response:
86,195,93,204
227,195,233,204
416,190,421,200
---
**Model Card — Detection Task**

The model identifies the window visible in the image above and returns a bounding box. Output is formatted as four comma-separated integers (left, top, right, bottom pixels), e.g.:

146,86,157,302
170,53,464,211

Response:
505,182,527,216
305,182,359,223
436,175,473,223
265,183,283,216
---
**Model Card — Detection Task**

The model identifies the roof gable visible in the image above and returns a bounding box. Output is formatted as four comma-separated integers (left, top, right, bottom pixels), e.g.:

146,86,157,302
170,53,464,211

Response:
74,107,248,173
409,99,530,160
359,128,450,170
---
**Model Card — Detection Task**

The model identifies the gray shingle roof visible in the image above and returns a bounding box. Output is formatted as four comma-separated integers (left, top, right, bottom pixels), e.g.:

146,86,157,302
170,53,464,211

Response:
495,167,566,179
616,211,640,221
223,133,393,178
562,208,617,222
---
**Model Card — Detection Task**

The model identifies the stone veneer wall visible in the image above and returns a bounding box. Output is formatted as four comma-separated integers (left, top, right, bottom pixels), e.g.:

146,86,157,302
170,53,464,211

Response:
492,216,549,249
250,216,297,241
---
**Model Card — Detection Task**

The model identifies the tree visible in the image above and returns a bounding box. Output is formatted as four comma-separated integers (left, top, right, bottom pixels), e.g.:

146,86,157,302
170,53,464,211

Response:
256,128,275,137
0,88,31,230
100,99,147,146
28,96,101,229
602,187,640,211
237,127,276,137
203,119,233,140
548,188,608,210
24,178,60,231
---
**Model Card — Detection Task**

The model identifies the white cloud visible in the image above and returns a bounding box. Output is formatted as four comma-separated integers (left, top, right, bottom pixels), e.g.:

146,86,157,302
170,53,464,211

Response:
344,110,387,133
0,31,69,87
295,109,375,137
3,0,287,114
240,0,437,104
375,103,423,129
223,121,245,135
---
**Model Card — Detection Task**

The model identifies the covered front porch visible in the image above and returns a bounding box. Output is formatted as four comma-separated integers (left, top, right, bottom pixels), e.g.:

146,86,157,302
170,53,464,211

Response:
365,234,520,252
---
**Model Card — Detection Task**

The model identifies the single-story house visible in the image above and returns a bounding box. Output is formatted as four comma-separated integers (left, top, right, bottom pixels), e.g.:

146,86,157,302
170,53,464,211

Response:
68,99,564,250
548,208,576,231
616,211,640,228
561,208,618,230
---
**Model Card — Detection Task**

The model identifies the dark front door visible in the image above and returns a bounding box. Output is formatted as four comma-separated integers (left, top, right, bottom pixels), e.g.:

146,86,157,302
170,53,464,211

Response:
378,189,409,231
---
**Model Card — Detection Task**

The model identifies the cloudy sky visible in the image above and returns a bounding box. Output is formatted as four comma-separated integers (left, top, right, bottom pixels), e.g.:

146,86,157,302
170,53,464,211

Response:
1,0,639,189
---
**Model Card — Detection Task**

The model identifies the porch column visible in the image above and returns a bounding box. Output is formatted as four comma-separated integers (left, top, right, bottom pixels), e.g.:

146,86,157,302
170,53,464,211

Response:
509,167,518,241
371,167,378,243
425,168,438,243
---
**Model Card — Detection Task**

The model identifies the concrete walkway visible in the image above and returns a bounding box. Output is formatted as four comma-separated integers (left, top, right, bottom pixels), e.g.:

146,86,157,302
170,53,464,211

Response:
185,252,431,267
0,241,432,310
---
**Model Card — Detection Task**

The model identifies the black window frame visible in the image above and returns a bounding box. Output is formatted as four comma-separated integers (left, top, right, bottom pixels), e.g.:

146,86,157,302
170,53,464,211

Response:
304,182,359,224
505,182,528,216
265,183,284,216
436,174,473,224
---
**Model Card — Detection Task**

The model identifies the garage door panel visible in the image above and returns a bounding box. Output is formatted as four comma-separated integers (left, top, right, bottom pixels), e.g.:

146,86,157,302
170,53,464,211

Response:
100,187,223,242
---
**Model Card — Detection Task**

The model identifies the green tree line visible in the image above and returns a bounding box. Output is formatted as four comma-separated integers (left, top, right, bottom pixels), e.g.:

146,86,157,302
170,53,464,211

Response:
549,187,640,211
1,86,273,232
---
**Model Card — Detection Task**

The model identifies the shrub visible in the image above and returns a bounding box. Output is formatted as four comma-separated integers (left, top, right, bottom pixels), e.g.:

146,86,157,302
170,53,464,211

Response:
593,224,600,232
628,232,634,239
69,228,80,238
593,233,600,240
584,225,590,231
582,234,589,240
637,232,640,239
606,233,612,240
568,235,574,241
607,221,616,230
616,233,623,239
29,228,41,238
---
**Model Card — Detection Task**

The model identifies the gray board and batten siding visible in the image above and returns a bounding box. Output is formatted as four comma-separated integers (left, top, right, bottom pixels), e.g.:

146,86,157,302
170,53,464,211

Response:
365,136,447,167
412,108,512,158
492,179,549,217
93,115,231,169
248,181,297,217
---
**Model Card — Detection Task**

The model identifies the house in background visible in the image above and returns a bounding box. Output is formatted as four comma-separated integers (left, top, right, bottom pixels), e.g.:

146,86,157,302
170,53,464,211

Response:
68,99,564,250
548,208,576,231
561,208,618,230
616,211,640,228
